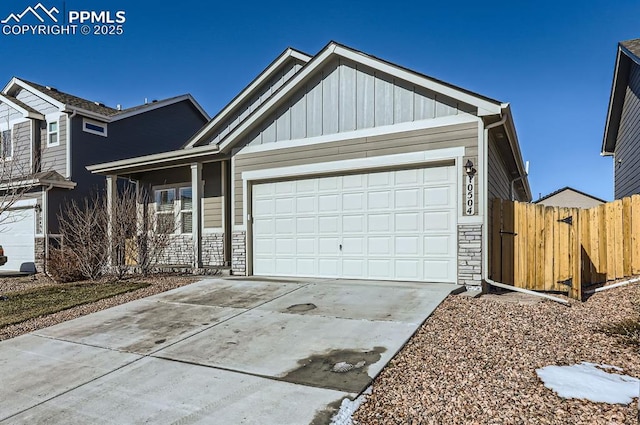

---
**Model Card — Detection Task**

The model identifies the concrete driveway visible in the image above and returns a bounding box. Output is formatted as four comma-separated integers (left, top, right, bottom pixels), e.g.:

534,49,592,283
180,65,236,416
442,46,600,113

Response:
0,277,460,424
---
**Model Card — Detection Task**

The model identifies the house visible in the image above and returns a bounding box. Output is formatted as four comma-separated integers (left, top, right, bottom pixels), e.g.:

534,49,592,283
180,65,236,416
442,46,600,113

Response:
88,41,531,290
0,78,209,272
534,186,605,208
602,38,640,199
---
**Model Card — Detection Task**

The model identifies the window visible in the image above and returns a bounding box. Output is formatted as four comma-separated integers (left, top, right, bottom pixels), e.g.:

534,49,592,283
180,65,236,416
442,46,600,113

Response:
48,121,59,146
0,129,12,158
83,118,108,137
179,187,193,233
155,188,175,233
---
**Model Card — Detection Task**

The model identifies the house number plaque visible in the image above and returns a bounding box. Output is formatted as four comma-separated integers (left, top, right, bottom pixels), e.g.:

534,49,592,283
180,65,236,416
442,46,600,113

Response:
465,175,475,215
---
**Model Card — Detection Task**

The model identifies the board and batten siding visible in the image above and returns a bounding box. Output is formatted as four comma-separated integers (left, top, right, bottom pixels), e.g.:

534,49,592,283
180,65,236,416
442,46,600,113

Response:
203,58,306,146
41,116,66,176
614,62,640,199
233,121,478,225
15,88,59,115
243,58,468,148
487,137,512,202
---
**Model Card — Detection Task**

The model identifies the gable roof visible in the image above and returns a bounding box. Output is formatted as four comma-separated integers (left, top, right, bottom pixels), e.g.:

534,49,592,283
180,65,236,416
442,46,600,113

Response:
534,186,606,204
183,47,312,148
185,41,505,153
602,38,640,155
0,93,44,119
2,77,209,122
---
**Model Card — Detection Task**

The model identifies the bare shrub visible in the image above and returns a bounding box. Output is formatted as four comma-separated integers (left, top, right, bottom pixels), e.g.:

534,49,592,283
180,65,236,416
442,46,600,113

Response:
57,195,108,280
47,247,84,283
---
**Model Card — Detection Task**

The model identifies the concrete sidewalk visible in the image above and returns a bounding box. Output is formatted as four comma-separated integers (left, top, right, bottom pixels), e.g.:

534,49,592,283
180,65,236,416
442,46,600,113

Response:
0,277,459,424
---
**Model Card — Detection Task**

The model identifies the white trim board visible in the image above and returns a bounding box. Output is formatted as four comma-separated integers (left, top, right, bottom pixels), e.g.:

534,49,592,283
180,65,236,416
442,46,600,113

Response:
238,114,478,156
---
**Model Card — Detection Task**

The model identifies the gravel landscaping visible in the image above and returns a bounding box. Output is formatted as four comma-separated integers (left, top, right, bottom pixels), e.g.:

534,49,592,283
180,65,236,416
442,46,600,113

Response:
353,282,640,425
0,274,199,341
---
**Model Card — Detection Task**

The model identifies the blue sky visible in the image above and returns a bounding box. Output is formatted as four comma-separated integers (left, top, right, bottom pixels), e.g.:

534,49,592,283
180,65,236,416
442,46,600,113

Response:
0,0,637,201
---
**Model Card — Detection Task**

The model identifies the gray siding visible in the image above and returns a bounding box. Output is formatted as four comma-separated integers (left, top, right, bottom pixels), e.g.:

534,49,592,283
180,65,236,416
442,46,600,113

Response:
487,137,512,202
614,62,640,198
12,121,32,175
41,116,67,176
535,190,604,208
16,88,59,115
0,103,22,122
234,121,478,225
243,58,466,148
204,58,306,146
204,196,223,228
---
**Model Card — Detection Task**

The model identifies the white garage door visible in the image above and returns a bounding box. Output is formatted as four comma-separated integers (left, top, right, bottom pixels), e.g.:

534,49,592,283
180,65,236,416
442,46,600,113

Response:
252,166,457,282
0,200,36,273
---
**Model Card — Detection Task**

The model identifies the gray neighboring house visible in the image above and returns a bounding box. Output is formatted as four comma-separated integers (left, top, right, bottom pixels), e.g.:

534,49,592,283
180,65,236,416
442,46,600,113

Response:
0,77,209,272
603,38,640,199
534,186,605,209
89,42,531,290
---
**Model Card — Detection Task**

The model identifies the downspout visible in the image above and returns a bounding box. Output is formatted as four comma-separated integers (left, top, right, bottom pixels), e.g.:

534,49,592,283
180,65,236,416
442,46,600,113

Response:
66,109,77,179
510,161,529,201
481,112,569,305
41,183,54,275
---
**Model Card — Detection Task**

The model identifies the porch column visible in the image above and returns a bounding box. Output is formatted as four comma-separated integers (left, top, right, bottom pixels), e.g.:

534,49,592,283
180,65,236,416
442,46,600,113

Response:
221,160,230,266
191,163,202,270
106,174,116,267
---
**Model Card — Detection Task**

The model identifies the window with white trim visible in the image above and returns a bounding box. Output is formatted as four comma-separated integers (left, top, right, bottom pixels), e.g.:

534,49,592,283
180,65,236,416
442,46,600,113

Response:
83,118,108,137
0,129,12,158
155,188,176,233
179,187,193,233
47,121,59,146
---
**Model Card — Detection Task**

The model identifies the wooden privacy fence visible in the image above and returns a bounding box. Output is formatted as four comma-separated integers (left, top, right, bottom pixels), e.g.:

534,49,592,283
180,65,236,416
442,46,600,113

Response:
490,195,640,300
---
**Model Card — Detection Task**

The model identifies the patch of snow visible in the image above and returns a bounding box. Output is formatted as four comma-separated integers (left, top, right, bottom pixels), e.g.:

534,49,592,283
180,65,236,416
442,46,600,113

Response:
330,386,372,425
536,362,640,405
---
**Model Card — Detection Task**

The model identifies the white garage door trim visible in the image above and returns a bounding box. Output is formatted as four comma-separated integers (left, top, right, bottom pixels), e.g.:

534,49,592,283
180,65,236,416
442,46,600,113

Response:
0,198,37,273
243,148,464,282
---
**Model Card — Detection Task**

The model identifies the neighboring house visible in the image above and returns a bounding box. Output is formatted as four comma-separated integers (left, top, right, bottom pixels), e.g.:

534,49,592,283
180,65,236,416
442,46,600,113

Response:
602,38,640,199
0,78,209,272
534,186,605,208
88,41,531,290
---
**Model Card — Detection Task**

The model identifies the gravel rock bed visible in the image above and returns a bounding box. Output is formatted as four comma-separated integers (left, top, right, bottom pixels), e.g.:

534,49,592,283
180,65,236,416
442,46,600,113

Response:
354,283,640,425
0,274,199,341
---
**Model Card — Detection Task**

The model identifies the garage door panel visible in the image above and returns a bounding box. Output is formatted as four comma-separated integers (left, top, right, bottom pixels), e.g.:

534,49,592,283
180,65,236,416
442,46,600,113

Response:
395,169,420,185
296,217,316,234
252,166,457,282
423,260,455,282
424,186,453,208
296,238,316,254
395,259,420,280
342,259,364,277
395,236,419,255
343,215,364,232
395,212,419,232
367,236,391,255
275,198,294,214
342,193,364,211
424,235,455,256
275,218,294,234
318,194,339,212
367,191,391,209
424,212,453,232
368,214,391,232
368,259,391,278
318,216,339,233
253,183,275,196
343,237,365,255
395,188,420,208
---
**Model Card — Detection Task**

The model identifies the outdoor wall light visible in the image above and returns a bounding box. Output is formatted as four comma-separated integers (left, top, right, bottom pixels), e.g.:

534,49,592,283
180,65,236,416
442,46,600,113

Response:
464,159,477,177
